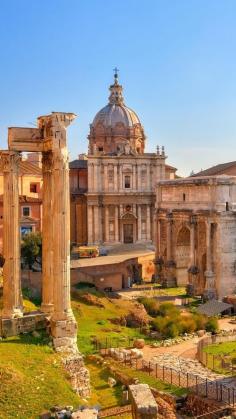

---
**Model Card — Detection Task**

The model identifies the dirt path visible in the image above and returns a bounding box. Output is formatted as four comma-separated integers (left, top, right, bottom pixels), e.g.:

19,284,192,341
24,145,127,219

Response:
142,318,235,362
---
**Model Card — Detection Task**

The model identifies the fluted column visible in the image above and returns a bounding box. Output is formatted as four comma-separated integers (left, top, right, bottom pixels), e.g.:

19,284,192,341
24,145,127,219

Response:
105,206,109,242
114,165,118,192
115,206,119,242
41,151,54,315
103,164,108,192
146,165,151,191
189,218,196,267
137,165,142,191
1,151,23,319
50,149,74,323
87,205,93,244
204,220,216,299
132,164,137,191
166,217,172,261
146,205,151,241
137,205,142,241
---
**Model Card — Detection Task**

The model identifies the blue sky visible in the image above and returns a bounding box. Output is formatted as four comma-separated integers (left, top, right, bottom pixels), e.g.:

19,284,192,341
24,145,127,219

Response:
0,0,236,176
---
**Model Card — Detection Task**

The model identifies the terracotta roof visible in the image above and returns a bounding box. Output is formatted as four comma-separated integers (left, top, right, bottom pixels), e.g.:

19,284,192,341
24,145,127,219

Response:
0,160,42,176
19,161,42,176
197,299,233,316
0,194,41,203
193,161,236,177
165,164,177,171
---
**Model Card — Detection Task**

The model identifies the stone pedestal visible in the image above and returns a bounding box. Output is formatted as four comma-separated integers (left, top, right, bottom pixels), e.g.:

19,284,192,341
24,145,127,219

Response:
163,260,177,288
187,265,200,296
203,271,217,300
0,151,23,319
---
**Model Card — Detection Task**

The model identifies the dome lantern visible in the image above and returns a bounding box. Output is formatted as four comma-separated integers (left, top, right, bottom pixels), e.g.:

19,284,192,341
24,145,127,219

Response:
88,71,146,156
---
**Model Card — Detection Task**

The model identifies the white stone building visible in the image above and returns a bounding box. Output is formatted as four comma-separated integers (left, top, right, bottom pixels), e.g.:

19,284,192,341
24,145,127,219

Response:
86,72,176,245
155,175,236,299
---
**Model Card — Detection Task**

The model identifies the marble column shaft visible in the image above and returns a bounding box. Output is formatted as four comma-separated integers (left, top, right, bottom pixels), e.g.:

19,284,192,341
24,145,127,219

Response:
115,206,119,242
1,151,23,318
146,205,151,240
138,205,142,241
51,149,74,322
166,218,172,260
41,151,54,315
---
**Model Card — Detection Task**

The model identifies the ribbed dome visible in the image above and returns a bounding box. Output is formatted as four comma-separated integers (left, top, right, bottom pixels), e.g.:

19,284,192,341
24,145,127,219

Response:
92,103,140,128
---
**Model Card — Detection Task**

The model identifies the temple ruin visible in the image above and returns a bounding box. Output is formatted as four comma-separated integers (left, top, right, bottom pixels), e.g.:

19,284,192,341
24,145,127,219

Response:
0,112,78,351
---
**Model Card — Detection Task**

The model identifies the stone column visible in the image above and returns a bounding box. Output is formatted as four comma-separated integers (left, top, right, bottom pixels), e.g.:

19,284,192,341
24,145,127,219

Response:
132,164,137,191
146,205,151,241
41,151,54,315
93,205,102,244
115,206,119,242
166,217,172,261
204,220,216,299
146,165,151,191
50,148,77,349
164,214,176,287
137,205,142,241
187,216,199,296
137,165,142,191
1,151,23,319
189,220,195,267
105,206,109,242
119,164,123,191
87,205,93,244
114,164,118,191
103,164,108,192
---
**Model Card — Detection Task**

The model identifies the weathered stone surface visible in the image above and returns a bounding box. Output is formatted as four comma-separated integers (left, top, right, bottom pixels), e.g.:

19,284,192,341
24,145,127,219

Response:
62,354,91,398
155,175,236,299
129,383,158,418
0,312,47,338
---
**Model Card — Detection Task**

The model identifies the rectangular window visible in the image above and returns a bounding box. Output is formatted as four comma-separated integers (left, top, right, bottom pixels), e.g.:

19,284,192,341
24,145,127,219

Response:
124,175,131,189
22,207,30,217
30,183,37,193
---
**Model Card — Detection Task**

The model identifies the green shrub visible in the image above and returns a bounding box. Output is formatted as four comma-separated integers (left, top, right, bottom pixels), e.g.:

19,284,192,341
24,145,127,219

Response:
193,313,207,330
205,317,219,333
138,297,160,316
179,317,197,334
157,302,179,318
165,321,179,338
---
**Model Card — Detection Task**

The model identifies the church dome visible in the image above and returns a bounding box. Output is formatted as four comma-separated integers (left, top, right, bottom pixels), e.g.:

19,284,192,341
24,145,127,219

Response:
92,103,140,128
88,70,146,155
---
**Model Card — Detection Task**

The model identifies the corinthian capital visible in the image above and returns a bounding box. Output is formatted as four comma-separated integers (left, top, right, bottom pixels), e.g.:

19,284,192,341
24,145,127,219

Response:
0,151,21,173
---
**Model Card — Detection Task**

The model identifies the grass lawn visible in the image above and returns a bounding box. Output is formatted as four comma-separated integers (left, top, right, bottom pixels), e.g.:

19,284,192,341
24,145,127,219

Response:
107,359,187,397
0,334,81,419
204,341,236,356
203,341,236,374
72,289,147,354
0,286,186,417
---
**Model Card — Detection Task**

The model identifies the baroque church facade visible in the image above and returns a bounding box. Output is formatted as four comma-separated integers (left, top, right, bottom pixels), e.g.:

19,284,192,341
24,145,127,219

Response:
70,72,177,246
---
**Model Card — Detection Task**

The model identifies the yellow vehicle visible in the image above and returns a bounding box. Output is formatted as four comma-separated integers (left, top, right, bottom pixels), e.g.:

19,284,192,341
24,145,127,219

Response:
76,246,99,258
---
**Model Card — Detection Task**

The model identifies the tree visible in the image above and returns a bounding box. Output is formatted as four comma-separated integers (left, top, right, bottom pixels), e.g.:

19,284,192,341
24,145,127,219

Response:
21,232,42,272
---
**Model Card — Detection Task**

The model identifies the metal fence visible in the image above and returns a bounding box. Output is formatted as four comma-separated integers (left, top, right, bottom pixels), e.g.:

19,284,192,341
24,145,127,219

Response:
102,350,236,407
200,350,236,374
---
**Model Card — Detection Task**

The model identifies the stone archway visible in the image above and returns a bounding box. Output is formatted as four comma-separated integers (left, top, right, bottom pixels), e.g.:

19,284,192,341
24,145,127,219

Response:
175,226,190,285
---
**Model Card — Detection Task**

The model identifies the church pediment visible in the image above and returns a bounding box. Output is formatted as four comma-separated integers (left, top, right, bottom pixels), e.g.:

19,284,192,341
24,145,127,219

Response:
121,212,137,220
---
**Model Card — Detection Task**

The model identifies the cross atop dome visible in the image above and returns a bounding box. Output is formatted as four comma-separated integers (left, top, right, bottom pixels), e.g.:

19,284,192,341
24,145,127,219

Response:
113,67,119,84
109,67,124,105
